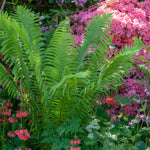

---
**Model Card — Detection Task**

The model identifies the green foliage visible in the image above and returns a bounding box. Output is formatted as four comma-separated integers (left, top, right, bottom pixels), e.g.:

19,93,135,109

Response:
115,96,137,106
96,105,109,121
40,117,83,149
136,141,146,150
56,117,84,136
41,136,71,150
0,6,146,149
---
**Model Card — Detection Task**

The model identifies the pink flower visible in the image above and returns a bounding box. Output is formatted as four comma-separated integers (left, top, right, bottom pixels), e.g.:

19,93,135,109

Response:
15,129,30,141
16,111,28,118
70,147,81,150
2,109,11,116
71,138,81,145
129,121,133,126
7,131,15,137
7,117,18,123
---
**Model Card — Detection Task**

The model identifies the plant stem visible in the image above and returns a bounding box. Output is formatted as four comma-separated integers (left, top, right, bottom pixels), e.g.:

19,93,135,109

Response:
1,0,6,13
110,104,112,121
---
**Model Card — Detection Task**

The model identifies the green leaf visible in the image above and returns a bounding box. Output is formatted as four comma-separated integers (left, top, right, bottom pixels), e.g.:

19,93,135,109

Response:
136,141,146,150
14,136,22,146
138,56,150,63
115,96,137,106
49,0,54,3
96,105,109,121
3,143,15,150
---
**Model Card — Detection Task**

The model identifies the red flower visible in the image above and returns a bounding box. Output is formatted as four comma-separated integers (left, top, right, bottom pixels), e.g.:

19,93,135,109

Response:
71,138,81,145
6,102,10,107
76,138,81,144
106,97,116,105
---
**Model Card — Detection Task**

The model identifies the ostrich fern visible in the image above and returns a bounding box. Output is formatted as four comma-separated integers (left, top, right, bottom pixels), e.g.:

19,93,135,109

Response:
0,6,145,132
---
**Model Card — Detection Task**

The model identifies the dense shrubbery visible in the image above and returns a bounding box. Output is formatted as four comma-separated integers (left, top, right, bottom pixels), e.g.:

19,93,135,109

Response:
0,0,150,150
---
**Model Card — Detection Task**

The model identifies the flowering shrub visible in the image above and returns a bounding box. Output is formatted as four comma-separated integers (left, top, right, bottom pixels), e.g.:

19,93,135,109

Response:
71,0,150,48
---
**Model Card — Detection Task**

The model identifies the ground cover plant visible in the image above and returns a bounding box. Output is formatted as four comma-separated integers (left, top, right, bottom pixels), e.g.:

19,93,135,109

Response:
0,0,150,150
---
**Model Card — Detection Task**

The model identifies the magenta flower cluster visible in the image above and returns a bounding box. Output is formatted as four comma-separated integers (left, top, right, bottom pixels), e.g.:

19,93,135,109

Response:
119,78,149,98
71,0,150,48
97,0,150,47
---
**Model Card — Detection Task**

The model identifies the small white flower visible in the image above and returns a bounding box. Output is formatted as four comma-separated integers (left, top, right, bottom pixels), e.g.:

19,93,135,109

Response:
85,125,92,132
39,16,45,20
109,46,116,49
93,125,100,130
87,133,94,139
86,125,93,128
105,132,111,136
111,134,117,141
108,124,115,130
105,132,117,141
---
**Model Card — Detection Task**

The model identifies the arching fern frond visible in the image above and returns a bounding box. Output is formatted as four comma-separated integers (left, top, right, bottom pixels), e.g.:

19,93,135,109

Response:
14,5,43,54
77,13,112,69
0,12,31,95
0,63,19,98
43,17,78,85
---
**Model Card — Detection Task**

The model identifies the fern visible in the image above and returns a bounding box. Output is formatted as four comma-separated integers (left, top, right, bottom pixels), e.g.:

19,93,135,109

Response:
77,13,112,69
43,17,78,85
0,6,145,133
0,64,19,97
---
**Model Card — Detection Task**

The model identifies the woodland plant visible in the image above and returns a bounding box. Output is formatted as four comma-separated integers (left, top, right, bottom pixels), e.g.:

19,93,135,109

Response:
0,5,148,149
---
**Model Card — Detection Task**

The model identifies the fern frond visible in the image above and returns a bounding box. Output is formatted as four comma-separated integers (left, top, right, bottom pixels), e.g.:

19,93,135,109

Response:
0,12,31,94
120,37,144,56
77,13,112,69
14,5,43,54
0,63,19,98
0,8,45,101
96,38,144,94
43,17,78,85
